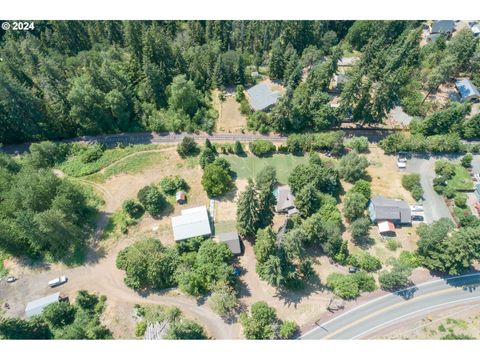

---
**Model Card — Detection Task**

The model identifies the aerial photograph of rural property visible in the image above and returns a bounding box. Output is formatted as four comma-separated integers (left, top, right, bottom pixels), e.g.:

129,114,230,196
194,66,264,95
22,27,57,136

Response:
2,17,480,343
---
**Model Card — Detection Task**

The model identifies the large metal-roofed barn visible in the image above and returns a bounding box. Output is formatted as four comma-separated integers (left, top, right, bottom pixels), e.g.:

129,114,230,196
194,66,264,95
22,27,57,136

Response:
25,292,61,318
246,83,282,111
368,196,411,225
171,206,212,241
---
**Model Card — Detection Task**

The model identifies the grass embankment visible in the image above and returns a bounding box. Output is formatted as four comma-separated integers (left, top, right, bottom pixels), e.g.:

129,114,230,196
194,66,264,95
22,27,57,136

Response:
59,144,163,178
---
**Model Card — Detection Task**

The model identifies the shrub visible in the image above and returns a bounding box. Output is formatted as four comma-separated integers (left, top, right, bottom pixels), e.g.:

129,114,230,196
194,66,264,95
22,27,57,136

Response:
279,321,299,339
378,260,412,291
160,175,187,195
199,147,216,169
461,153,473,168
80,144,104,163
122,199,145,219
454,193,468,208
249,140,276,157
343,191,368,222
385,239,401,251
177,137,199,157
351,271,377,292
137,185,167,217
401,173,423,201
338,152,369,182
350,179,372,199
350,217,372,243
345,136,369,153
435,160,456,179
348,252,382,272
135,321,147,337
327,273,359,299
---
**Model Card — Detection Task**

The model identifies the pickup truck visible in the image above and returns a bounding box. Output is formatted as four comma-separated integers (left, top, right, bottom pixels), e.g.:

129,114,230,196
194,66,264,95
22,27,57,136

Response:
48,276,68,288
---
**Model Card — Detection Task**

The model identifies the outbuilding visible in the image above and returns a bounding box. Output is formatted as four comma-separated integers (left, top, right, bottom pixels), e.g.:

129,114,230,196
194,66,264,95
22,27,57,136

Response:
176,191,186,204
217,232,242,255
246,83,282,111
378,220,396,236
275,185,296,214
455,79,480,102
171,206,212,242
25,292,61,318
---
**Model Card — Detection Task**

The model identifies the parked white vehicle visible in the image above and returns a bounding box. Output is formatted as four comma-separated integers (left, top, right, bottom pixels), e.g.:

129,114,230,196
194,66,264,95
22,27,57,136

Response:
474,173,480,182
48,276,68,288
397,160,407,169
410,205,424,212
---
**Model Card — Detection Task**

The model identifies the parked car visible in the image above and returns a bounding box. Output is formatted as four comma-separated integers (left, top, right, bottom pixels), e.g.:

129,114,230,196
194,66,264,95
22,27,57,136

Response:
473,173,480,182
412,214,425,222
48,276,68,288
348,266,358,273
6,276,17,283
397,160,407,169
397,152,408,162
410,205,424,212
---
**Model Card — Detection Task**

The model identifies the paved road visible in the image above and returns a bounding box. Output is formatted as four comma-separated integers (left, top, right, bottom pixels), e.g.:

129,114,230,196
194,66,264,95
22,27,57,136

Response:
301,273,480,339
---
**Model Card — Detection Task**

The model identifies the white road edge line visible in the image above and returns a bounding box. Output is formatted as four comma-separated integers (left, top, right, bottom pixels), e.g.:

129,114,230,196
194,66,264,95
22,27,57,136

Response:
300,273,480,338
350,295,480,340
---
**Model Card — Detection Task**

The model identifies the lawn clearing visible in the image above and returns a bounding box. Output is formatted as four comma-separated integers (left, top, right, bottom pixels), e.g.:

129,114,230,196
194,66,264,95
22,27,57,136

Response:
448,165,474,191
213,89,247,133
59,144,162,177
222,154,308,184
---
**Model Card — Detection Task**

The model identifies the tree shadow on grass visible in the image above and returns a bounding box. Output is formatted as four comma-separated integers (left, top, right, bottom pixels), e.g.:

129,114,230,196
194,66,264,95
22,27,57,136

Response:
273,273,327,308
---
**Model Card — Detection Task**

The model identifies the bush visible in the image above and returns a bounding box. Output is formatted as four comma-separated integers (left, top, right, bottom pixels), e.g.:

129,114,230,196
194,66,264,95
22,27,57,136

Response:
350,179,372,199
177,137,199,158
135,321,147,337
454,193,468,208
122,199,145,219
345,136,369,153
326,273,359,299
137,185,167,217
338,152,369,182
401,173,423,201
279,320,298,339
385,239,401,251
249,140,276,157
348,252,382,272
461,153,473,168
350,217,372,242
80,144,104,163
435,160,456,179
378,260,412,291
351,271,377,292
160,175,187,195
42,302,76,328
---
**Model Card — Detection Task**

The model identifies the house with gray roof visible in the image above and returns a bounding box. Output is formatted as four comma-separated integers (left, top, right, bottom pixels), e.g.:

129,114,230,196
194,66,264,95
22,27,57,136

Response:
455,79,480,102
171,206,212,241
217,232,242,255
368,196,411,225
25,292,61,318
430,20,455,35
246,83,281,111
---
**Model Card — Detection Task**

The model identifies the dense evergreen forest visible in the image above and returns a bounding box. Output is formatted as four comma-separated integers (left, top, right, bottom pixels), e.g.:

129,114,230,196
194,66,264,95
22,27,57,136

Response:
1,20,479,146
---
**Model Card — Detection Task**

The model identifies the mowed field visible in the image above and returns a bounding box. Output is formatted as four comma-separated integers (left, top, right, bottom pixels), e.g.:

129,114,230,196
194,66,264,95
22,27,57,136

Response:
222,153,309,183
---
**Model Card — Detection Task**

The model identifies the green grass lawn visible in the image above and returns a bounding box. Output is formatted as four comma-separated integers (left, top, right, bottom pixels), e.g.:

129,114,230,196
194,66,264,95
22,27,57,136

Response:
448,166,474,191
84,152,168,183
0,250,9,277
59,144,160,177
222,154,309,184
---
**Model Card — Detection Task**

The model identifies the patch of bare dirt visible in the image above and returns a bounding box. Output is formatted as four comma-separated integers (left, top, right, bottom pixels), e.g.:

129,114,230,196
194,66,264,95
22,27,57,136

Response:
213,89,248,133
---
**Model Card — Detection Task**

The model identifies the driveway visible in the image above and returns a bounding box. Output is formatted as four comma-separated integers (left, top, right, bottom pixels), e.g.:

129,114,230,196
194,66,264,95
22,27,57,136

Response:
301,273,480,339
406,154,458,224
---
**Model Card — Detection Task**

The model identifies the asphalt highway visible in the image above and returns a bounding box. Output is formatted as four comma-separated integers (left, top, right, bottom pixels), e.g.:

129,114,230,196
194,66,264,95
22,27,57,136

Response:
301,273,480,339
